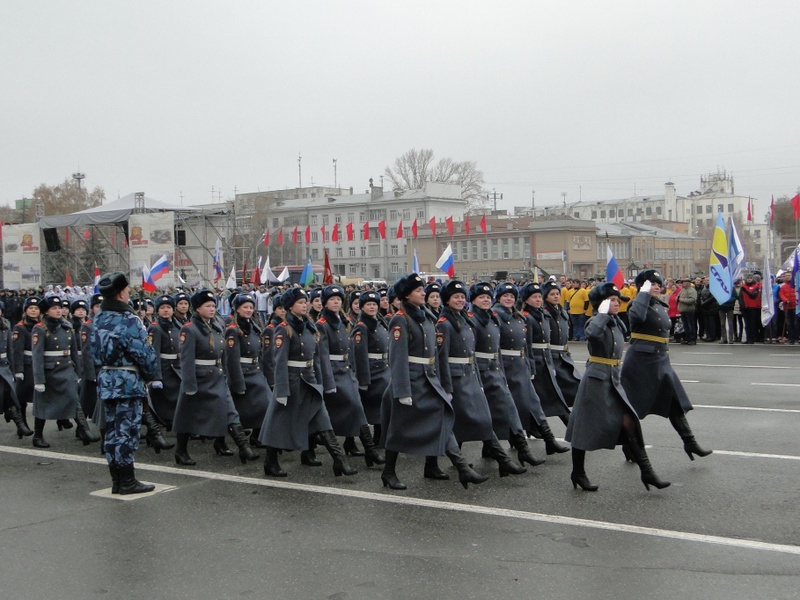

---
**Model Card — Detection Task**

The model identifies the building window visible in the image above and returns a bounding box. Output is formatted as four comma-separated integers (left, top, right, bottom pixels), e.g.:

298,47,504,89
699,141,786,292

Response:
491,239,499,259
755,243,761,252
348,212,354,223
754,230,761,238
727,203,733,212
389,210,398,220
359,212,366,222
360,246,366,257
609,209,616,217
600,210,606,218
706,218,712,226
656,206,662,215
310,215,318,225
311,232,318,242
322,214,329,224
471,240,478,260
417,209,425,219
627,209,633,216
311,249,318,260
403,209,410,220
390,263,399,274
390,245,399,256
573,212,580,218
705,205,712,214
349,247,356,257
591,211,597,219
336,247,343,258
369,210,385,220
273,218,280,228
646,207,652,216
349,264,358,275
335,214,342,224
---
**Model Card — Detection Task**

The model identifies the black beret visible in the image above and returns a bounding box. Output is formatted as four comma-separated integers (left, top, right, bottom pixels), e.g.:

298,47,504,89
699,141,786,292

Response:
90,294,103,308
440,280,467,304
191,289,217,310
520,282,542,302
70,299,88,313
322,285,345,305
23,296,42,311
424,282,442,299
359,290,381,307
494,282,518,301
173,292,190,305
232,293,256,309
588,282,625,309
282,287,308,310
541,281,560,299
469,282,494,302
98,272,129,297
634,269,664,289
394,273,425,301
154,294,175,310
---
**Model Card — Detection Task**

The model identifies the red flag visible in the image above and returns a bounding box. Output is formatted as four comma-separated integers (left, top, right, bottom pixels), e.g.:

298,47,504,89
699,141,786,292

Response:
747,198,752,222
363,221,370,240
252,263,260,285
84,229,90,241
278,228,284,246
479,214,487,234
332,223,339,242
346,222,354,241
411,219,418,239
464,215,470,235
792,194,800,219
323,248,334,285
445,216,454,237
320,224,326,239
378,220,386,239
65,267,73,287
263,228,270,246
429,217,436,237
292,226,298,244
242,261,248,284
65,228,70,244
304,225,311,244
396,220,403,239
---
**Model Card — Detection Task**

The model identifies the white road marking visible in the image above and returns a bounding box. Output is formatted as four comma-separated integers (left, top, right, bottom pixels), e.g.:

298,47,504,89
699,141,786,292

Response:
768,353,800,357
2,445,799,556
672,363,793,369
712,450,800,461
694,404,800,414
754,383,800,388
680,380,700,383
90,483,178,501
683,352,732,355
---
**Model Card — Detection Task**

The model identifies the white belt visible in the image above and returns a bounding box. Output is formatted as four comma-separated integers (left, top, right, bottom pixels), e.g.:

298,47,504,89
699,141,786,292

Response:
101,365,138,372
195,359,220,366
474,351,497,360
44,350,70,357
408,356,435,365
0,352,6,359
500,349,523,357
448,357,473,365
328,354,347,361
288,360,313,368
550,344,568,351
367,353,388,360
240,357,259,365
24,350,33,356
160,353,178,360
530,343,550,350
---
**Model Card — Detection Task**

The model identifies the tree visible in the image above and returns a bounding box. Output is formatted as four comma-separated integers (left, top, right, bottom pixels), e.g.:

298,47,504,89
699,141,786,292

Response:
30,178,104,220
384,148,487,211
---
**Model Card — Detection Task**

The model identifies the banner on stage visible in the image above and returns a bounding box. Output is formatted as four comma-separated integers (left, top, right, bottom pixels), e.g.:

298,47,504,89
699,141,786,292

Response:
128,213,175,289
2,223,42,290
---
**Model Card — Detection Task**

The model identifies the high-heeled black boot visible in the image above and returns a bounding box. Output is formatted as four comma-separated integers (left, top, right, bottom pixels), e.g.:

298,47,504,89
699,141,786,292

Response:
359,424,384,466
669,413,712,460
485,438,527,477
263,446,287,477
570,449,598,491
6,405,33,438
509,431,546,466
174,433,196,465
423,456,449,480
343,436,364,457
301,434,322,466
445,440,488,489
480,440,493,458
318,430,358,476
250,428,267,448
74,406,100,446
142,407,173,453
108,463,120,494
32,418,50,448
626,434,670,491
538,420,570,455
380,450,406,490
56,419,73,431
117,463,155,495
229,424,259,464
372,423,382,448
213,436,234,456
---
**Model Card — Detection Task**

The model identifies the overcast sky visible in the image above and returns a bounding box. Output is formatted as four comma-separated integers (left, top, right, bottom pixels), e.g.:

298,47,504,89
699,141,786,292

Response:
2,1,798,219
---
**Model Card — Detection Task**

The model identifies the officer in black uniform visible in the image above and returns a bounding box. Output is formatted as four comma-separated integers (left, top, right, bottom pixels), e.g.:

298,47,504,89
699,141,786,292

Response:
12,297,42,438
261,293,284,389
0,300,31,438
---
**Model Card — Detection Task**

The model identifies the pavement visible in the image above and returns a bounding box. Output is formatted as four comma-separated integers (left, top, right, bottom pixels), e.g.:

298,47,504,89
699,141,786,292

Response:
1,342,799,600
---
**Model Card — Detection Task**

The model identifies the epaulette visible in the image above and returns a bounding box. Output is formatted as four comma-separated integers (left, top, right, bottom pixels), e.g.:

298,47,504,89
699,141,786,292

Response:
395,310,403,315
317,317,326,324
522,310,529,316
85,319,92,325
280,321,288,326
356,321,364,326
17,321,23,326
492,311,498,315
227,323,236,329
267,323,275,328
437,316,446,323
467,312,474,317
182,321,192,327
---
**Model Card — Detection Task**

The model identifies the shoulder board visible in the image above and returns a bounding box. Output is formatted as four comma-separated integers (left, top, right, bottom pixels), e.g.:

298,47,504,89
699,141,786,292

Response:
227,323,236,329
356,321,364,326
317,317,326,324
437,316,446,323
86,319,92,325
267,323,274,328
395,310,403,315
467,312,474,317
280,321,288,326
182,322,192,327
492,311,498,315
522,310,529,316
16,321,24,326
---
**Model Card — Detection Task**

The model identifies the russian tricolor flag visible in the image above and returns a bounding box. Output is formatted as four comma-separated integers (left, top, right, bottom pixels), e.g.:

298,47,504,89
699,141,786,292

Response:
606,245,624,289
93,265,101,294
149,255,169,283
435,243,455,278
142,264,157,292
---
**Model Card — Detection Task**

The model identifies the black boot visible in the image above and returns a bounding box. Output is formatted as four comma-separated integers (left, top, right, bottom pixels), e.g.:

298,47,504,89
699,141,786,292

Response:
669,413,712,461
6,405,33,438
108,463,120,494
342,436,364,457
213,436,234,456
56,419,73,431
539,420,570,455
372,423,382,448
481,440,493,458
301,434,322,466
117,463,155,495
380,450,406,490
509,431,546,466
75,406,101,446
620,440,635,463
174,433,196,465
99,427,106,455
445,442,488,489
229,424,260,464
318,430,358,476
142,407,174,453
423,456,450,480
250,428,267,449
570,449,598,491
32,418,50,448
626,434,670,491
263,446,287,477
527,421,544,439
359,424,384,466
485,438,527,477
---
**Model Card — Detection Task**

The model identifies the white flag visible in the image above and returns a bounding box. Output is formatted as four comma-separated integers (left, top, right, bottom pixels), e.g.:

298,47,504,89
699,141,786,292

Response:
226,264,237,290
761,253,774,327
277,266,290,282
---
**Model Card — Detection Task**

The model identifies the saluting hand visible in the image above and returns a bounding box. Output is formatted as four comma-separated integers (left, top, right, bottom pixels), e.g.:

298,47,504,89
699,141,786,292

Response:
598,298,612,314
640,280,652,294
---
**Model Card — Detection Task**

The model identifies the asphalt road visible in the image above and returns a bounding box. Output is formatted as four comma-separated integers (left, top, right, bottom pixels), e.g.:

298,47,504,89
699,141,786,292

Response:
1,343,798,600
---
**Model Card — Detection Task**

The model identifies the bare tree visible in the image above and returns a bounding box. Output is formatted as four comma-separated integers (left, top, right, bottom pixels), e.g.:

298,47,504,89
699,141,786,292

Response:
31,178,104,217
384,148,435,191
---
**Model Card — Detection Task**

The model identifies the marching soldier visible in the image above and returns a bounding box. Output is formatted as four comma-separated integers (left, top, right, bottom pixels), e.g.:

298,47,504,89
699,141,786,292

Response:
13,297,42,439
0,300,31,438
541,281,582,407
425,282,442,320
261,293,284,389
78,294,102,432
147,294,183,431
173,291,191,325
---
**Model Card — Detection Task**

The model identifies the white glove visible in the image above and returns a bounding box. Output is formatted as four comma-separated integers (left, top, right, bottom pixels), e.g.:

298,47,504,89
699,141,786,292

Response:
398,396,413,406
186,390,197,396
276,396,288,406
598,298,612,314
15,373,23,381
640,280,652,294
359,386,368,391
530,373,536,380
151,381,163,389
237,391,245,395
34,384,45,392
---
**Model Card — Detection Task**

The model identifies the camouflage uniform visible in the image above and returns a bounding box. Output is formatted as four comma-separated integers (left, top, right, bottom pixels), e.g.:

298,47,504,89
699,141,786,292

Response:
91,300,158,466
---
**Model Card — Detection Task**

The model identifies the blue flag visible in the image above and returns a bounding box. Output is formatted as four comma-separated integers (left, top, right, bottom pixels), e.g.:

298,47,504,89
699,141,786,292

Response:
709,211,733,304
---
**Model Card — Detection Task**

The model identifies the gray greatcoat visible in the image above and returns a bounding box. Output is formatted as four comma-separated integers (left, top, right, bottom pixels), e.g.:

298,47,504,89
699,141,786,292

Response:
146,317,183,423
224,318,272,429
78,320,97,419
12,318,37,410
0,321,19,411
31,317,80,420
351,313,390,425
542,301,582,406
523,307,570,417
621,290,693,418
